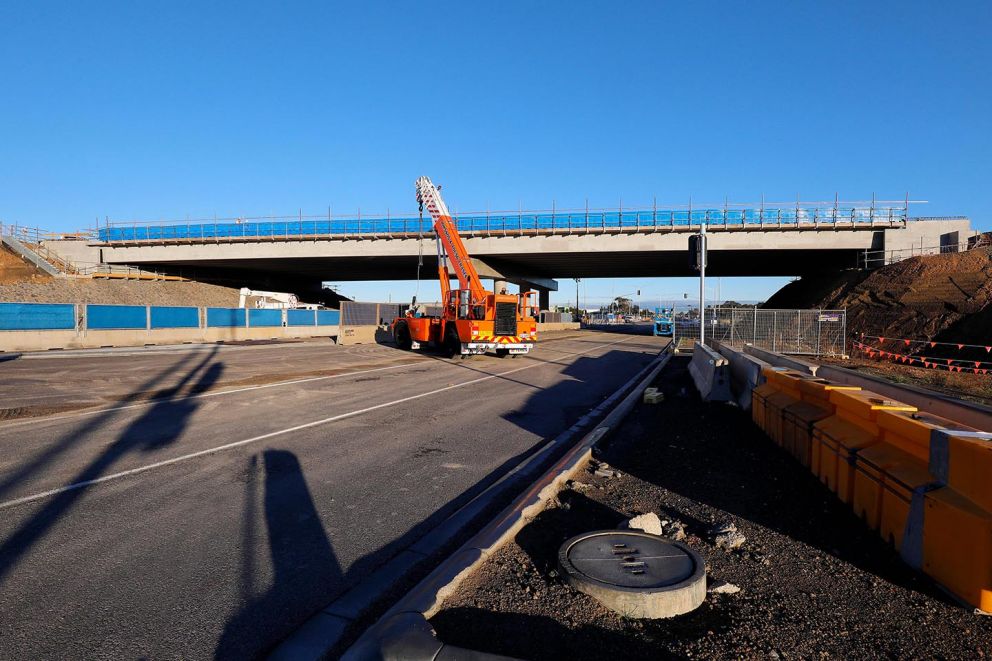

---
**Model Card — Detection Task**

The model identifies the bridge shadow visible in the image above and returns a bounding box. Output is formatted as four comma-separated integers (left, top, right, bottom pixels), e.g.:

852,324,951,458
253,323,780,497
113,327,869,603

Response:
0,350,224,584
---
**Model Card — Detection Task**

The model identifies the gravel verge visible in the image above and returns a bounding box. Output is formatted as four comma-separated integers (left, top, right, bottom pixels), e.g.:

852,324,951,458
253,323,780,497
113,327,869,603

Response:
430,356,992,660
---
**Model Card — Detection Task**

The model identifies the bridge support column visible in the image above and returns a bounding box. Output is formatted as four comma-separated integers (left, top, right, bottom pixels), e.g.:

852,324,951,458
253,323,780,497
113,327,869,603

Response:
538,287,550,311
493,279,508,295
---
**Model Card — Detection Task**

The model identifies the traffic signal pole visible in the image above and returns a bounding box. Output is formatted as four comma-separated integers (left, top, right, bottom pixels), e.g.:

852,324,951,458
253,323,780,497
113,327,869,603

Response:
699,223,706,346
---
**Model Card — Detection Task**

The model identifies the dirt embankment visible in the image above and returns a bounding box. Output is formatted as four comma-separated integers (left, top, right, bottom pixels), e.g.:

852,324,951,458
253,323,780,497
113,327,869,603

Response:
0,279,242,307
0,244,52,285
764,247,992,346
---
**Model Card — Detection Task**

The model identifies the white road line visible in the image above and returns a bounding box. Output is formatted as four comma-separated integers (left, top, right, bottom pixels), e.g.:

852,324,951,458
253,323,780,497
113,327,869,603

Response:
0,361,427,430
0,337,633,511
0,333,599,430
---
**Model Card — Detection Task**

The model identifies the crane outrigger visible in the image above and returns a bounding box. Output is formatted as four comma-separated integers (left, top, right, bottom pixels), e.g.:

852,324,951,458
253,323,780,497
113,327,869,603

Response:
392,176,538,357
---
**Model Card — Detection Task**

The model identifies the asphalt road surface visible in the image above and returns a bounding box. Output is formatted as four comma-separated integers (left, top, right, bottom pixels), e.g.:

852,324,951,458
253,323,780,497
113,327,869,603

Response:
0,330,665,659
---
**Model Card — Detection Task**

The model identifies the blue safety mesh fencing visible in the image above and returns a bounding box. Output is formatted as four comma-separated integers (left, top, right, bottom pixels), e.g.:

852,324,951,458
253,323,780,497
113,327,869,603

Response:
95,205,909,243
150,306,199,329
286,309,316,326
248,309,282,327
317,310,340,326
0,303,76,330
207,308,246,327
86,305,146,330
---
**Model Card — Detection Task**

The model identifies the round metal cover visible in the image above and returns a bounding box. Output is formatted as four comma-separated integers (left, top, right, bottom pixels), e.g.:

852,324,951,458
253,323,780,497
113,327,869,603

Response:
558,530,706,618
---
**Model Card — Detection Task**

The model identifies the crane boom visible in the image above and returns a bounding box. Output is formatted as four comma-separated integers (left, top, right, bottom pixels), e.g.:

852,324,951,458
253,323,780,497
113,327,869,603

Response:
415,176,487,303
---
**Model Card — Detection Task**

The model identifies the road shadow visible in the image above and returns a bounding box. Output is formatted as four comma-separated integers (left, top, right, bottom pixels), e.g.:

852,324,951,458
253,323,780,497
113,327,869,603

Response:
431,607,687,660
0,350,223,584
216,449,343,660
0,348,213,502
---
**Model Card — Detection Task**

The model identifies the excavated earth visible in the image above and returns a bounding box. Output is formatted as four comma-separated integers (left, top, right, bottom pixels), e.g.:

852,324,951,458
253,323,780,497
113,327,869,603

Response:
430,357,992,660
764,246,992,346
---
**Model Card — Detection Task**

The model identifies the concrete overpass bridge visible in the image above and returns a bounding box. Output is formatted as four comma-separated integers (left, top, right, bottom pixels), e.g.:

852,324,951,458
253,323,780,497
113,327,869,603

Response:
45,202,973,306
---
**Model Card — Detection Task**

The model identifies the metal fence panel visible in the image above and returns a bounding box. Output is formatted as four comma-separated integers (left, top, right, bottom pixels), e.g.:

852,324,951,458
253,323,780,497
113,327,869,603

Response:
341,302,379,326
673,307,845,356
86,304,146,330
149,306,199,329
0,302,75,330
286,309,316,327
249,309,283,327
207,307,246,327
316,310,340,326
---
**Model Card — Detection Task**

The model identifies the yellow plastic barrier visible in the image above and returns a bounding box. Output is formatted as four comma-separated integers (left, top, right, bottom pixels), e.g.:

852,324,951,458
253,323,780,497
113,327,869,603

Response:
877,410,978,463
752,382,777,430
813,416,878,502
796,378,861,405
781,400,832,468
853,443,934,548
922,488,992,612
765,391,799,447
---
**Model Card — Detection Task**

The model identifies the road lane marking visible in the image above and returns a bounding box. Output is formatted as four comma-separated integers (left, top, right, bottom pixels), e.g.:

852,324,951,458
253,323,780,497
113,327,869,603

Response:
0,362,427,430
0,334,610,430
0,337,636,511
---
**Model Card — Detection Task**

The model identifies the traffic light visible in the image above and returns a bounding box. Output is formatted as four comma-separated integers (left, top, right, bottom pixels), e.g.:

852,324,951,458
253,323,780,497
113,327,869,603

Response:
688,233,707,270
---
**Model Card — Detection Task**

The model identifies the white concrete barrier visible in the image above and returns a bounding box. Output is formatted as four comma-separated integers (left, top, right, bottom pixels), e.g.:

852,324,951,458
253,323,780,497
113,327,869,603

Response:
688,342,732,402
0,325,339,352
711,340,772,411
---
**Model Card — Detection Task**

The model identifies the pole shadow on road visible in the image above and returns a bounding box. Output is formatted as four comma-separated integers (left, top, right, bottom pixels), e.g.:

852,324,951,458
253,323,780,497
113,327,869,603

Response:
216,449,342,660
0,348,224,584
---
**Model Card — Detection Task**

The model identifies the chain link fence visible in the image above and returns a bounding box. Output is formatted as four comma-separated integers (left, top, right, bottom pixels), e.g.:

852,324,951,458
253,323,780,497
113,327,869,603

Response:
673,307,846,356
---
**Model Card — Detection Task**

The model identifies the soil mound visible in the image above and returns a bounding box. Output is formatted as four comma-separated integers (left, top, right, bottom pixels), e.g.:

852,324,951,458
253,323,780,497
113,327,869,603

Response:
764,247,992,345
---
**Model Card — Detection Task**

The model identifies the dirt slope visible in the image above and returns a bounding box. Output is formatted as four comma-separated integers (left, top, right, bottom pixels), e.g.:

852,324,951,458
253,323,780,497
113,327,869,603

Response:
764,247,992,345
0,244,53,285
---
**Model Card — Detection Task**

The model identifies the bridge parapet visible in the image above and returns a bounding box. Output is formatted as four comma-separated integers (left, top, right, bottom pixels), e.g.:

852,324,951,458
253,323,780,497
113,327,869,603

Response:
93,202,912,245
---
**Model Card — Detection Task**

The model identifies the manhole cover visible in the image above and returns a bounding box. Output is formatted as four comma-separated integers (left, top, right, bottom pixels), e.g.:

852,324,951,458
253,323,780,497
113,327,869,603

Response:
558,530,706,618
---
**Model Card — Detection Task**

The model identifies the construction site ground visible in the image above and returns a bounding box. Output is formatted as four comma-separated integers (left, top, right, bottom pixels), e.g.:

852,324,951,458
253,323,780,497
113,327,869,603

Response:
430,356,992,660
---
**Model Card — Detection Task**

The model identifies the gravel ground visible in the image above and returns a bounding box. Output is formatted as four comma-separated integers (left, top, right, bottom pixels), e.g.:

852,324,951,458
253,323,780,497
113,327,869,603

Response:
431,356,992,660
820,356,992,406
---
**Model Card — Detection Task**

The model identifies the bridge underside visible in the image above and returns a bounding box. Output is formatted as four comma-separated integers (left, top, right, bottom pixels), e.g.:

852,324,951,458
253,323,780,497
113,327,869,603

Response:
68,218,970,296
125,248,864,284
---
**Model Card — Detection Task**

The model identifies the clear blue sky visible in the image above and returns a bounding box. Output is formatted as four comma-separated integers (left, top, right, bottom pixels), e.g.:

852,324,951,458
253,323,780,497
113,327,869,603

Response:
2,1,989,307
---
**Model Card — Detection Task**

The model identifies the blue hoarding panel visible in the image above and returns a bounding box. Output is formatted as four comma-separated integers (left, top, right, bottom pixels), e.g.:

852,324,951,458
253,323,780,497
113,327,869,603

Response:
286,309,316,326
150,306,199,329
86,305,146,330
207,308,246,327
248,309,282,327
0,302,76,330
316,310,340,326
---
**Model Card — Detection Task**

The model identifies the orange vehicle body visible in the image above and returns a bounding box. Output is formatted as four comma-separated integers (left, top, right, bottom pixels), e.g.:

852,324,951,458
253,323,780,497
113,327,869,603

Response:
392,176,538,357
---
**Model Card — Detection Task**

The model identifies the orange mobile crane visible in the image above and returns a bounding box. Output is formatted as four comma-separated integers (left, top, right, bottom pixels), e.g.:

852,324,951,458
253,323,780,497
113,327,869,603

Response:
392,176,538,358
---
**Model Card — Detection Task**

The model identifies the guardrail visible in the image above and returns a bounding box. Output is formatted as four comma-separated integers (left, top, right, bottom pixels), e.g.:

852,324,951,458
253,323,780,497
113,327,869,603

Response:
91,202,912,244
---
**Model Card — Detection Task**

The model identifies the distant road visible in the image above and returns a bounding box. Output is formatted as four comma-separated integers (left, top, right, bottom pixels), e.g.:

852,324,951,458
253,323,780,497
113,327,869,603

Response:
0,331,665,658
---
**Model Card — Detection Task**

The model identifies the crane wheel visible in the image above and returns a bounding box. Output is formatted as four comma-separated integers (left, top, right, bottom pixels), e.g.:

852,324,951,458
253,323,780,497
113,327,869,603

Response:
394,322,413,351
444,327,461,358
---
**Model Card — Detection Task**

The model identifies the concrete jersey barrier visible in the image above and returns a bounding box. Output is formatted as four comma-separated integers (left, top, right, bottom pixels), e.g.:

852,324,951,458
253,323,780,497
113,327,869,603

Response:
688,342,732,402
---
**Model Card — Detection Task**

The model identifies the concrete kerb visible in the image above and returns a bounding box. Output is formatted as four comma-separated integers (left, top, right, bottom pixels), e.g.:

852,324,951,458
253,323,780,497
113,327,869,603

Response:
331,346,674,661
